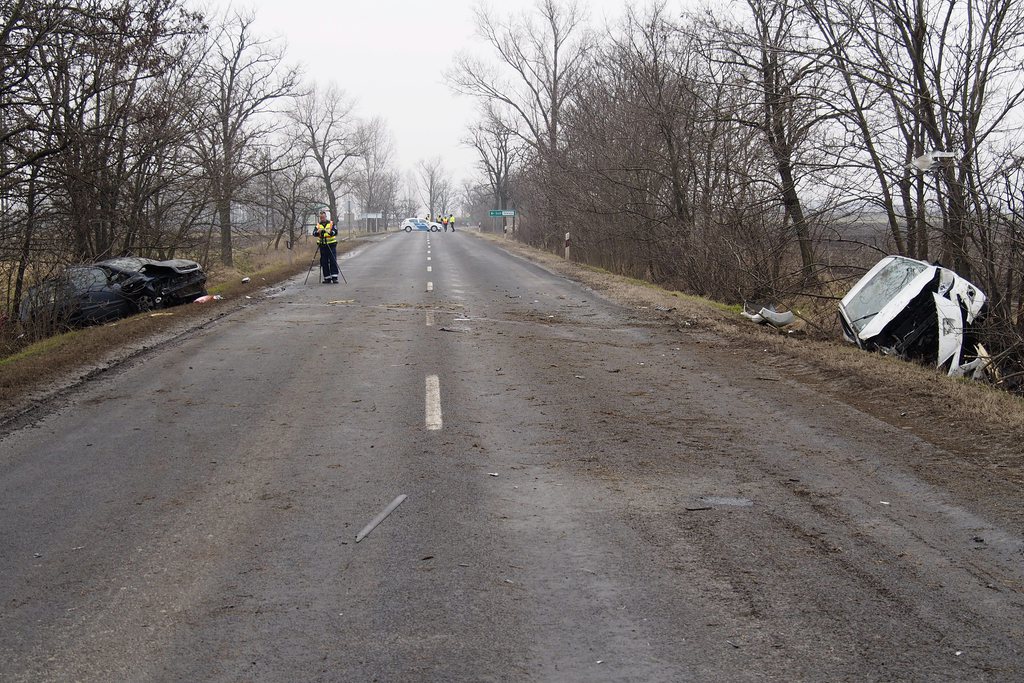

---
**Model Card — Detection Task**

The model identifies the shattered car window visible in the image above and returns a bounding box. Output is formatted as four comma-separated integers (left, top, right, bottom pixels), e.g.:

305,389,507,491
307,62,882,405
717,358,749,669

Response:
843,258,927,333
68,267,108,292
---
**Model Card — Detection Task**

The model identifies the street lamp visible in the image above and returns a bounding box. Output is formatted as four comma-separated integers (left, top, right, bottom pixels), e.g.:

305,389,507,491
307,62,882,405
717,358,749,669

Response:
910,150,956,172
909,150,958,259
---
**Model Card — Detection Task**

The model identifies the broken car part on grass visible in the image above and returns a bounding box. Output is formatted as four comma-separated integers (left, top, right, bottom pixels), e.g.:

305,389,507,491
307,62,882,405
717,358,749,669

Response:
741,304,796,328
838,255,987,377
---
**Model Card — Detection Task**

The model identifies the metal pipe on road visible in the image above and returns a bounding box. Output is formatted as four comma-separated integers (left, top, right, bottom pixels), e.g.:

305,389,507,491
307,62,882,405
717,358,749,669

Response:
355,494,408,543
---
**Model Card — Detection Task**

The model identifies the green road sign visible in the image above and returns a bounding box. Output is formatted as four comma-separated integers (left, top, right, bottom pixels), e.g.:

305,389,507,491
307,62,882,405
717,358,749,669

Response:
489,210,516,217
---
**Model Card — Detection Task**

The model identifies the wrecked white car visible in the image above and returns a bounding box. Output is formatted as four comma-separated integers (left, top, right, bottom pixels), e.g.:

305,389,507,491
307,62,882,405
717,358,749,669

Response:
839,255,987,377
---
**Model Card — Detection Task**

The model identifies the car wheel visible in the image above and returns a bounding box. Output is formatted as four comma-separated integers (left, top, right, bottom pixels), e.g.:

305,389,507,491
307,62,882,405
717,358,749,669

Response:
404,226,412,232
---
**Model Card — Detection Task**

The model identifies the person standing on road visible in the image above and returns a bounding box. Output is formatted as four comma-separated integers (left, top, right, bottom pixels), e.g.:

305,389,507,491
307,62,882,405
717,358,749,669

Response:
441,214,449,232
314,209,339,283
448,214,455,232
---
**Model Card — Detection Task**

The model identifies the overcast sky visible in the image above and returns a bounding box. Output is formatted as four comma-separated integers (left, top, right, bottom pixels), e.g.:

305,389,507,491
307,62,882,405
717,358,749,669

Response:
200,0,633,189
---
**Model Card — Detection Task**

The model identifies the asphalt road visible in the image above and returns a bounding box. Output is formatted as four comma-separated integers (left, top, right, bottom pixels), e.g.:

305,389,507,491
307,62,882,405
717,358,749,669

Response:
1,231,1022,681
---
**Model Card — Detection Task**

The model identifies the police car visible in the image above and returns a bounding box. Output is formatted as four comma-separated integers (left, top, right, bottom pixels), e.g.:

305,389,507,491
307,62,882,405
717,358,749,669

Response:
401,218,436,232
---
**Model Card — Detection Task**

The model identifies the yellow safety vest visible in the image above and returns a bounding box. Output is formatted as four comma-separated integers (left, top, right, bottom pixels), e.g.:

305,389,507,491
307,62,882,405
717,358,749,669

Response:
316,220,337,245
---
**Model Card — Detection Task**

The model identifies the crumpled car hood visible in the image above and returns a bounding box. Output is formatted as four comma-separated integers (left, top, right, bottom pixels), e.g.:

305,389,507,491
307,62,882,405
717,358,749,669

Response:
139,259,203,275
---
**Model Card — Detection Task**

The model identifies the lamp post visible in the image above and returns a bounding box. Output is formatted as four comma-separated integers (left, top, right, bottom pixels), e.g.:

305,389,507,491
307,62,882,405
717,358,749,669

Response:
909,150,957,259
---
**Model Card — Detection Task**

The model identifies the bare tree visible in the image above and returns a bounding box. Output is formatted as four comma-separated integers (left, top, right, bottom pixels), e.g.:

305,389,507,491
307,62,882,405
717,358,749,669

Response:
799,0,1024,351
460,179,493,229
394,170,420,219
191,10,299,266
267,149,317,251
1,0,218,330
0,0,68,190
417,156,451,217
2,0,70,318
353,117,398,225
465,102,521,230
290,82,362,227
703,0,833,282
450,0,592,243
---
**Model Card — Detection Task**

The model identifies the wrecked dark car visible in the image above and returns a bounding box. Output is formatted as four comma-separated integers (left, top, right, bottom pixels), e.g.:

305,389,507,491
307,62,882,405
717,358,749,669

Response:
839,255,987,376
19,256,207,328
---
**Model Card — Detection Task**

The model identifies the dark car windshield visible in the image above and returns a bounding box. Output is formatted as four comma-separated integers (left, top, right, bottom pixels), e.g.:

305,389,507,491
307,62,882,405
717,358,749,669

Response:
843,258,928,332
68,267,109,292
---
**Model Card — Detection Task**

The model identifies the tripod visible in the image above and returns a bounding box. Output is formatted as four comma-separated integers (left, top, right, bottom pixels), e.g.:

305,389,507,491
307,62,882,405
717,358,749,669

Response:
303,242,347,285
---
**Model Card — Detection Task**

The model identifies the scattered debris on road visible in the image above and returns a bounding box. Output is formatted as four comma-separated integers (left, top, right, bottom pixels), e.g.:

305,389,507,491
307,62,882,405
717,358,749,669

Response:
355,494,408,543
702,496,754,507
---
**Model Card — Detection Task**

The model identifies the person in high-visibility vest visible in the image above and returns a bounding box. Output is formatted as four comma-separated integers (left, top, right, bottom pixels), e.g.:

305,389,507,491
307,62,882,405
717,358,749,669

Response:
313,209,339,283
448,214,455,231
441,214,449,232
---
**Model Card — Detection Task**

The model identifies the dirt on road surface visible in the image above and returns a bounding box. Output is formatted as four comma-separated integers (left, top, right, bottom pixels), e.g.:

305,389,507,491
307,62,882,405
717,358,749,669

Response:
486,234,1024,521
1,231,1022,681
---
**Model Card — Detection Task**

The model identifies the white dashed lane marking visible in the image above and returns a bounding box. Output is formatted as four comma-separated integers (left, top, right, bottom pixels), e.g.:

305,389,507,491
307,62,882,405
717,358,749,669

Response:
425,375,443,430
427,281,433,292
426,311,434,327
428,266,432,272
